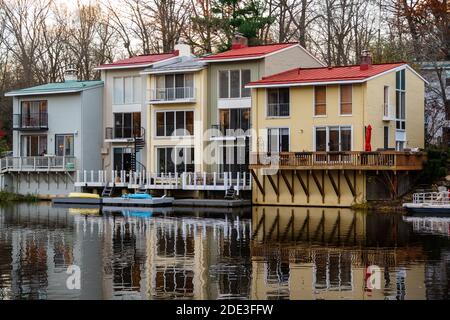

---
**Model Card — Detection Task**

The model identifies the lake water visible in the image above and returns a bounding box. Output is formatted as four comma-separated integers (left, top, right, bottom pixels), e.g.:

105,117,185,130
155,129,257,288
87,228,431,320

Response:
0,203,449,300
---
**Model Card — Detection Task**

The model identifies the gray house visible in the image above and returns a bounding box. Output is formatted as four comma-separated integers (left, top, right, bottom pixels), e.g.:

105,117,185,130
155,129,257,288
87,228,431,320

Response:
1,71,103,197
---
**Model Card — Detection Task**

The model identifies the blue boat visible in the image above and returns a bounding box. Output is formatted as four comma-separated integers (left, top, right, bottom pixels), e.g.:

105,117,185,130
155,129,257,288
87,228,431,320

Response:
121,193,153,200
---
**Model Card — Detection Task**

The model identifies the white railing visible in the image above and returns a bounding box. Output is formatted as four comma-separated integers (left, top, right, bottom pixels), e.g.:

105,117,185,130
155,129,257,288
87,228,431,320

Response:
149,87,195,102
267,103,290,117
75,170,252,193
412,192,450,205
0,156,76,172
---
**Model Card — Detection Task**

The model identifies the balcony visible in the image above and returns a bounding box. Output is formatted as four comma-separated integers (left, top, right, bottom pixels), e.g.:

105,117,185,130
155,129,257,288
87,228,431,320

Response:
0,156,76,173
210,124,250,140
148,87,196,103
249,151,426,171
105,127,143,142
13,113,48,130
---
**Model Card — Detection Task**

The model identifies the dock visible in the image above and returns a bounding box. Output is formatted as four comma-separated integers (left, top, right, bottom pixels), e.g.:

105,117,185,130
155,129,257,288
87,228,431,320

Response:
102,197,174,207
173,199,251,208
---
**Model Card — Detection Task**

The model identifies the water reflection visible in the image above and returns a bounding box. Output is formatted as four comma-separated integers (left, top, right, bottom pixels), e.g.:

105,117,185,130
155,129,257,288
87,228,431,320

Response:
0,203,449,300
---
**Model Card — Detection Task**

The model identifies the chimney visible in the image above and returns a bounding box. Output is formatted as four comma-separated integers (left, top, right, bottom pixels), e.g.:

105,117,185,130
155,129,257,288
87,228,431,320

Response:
231,33,248,50
360,50,372,71
174,41,192,57
64,68,78,82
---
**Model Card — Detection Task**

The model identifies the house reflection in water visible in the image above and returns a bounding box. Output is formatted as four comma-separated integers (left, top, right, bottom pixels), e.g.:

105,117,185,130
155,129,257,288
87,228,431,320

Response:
0,203,449,300
250,207,429,300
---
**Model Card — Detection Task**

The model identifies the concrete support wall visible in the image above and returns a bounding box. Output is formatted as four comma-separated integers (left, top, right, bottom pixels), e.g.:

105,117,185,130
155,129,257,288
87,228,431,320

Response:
3,173,75,197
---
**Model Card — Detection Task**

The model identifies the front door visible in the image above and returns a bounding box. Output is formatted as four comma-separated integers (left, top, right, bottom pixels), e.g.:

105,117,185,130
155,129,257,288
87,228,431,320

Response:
113,148,133,172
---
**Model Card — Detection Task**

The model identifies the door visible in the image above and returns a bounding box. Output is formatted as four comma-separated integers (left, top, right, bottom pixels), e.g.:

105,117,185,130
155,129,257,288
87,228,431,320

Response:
113,148,133,172
384,126,389,149
329,127,340,151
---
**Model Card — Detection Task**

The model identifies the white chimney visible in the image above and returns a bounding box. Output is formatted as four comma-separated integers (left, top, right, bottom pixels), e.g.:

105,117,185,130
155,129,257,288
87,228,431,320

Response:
174,42,191,57
64,68,78,82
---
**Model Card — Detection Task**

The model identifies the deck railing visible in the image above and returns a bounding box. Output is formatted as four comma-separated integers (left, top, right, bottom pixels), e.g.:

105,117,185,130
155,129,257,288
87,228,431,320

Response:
412,192,450,205
149,87,195,102
75,170,251,193
0,156,76,172
250,151,425,170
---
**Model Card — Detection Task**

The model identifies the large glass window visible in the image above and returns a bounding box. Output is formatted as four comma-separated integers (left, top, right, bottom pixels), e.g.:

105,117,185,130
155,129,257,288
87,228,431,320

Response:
218,69,251,98
157,147,194,173
113,76,141,104
267,128,289,152
219,108,250,133
340,85,352,115
314,86,327,116
396,70,406,130
55,134,74,156
20,100,47,127
155,110,194,137
267,88,290,117
20,135,47,156
113,112,141,138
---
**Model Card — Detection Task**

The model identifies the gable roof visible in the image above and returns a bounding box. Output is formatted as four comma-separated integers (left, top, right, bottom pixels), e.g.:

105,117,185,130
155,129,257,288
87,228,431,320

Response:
95,53,179,70
5,81,104,97
246,62,427,88
201,43,311,62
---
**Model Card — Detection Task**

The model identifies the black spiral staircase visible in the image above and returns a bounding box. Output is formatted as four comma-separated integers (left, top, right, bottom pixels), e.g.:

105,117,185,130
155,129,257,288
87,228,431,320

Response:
131,127,146,172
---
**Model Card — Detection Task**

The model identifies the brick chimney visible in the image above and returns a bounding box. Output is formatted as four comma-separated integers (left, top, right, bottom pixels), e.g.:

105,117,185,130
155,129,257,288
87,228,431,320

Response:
231,33,248,50
360,50,372,71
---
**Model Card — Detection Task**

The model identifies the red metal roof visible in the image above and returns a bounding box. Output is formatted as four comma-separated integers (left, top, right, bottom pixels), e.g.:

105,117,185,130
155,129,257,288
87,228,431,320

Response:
202,43,298,61
247,63,406,87
96,52,178,70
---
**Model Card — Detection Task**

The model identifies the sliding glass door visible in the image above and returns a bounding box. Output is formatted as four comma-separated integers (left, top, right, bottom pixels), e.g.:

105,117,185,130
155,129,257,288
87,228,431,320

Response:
315,126,352,152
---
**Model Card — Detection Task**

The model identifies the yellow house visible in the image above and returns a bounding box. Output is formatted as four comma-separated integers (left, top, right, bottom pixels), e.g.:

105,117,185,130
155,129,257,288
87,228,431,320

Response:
247,56,427,207
142,53,208,178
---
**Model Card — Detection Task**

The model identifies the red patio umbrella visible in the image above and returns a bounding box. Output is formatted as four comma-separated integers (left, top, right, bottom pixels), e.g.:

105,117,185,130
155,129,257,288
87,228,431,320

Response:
365,125,372,152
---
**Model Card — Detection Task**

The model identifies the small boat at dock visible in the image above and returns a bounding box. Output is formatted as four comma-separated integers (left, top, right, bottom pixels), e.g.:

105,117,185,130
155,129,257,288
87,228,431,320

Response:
52,192,102,205
403,191,450,214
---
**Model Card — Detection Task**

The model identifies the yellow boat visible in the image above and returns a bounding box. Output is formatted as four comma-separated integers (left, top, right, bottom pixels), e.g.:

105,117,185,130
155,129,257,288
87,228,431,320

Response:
68,192,100,199
68,208,101,215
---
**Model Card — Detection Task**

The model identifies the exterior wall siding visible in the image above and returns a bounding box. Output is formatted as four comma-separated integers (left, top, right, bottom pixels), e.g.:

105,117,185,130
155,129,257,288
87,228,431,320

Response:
263,45,324,76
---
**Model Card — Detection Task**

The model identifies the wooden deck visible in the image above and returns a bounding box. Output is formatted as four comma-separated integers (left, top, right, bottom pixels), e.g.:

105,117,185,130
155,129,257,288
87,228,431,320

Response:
249,151,425,171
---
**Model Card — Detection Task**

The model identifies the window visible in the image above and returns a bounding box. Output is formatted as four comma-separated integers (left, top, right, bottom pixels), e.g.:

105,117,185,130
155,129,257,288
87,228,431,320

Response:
113,76,141,104
219,108,250,133
155,73,194,100
267,128,289,152
315,126,352,151
113,112,141,138
218,69,251,99
314,86,327,116
55,135,74,157
340,85,352,115
156,111,194,137
383,86,390,117
20,135,47,156
267,88,290,117
157,147,194,173
396,70,406,130
20,101,47,127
